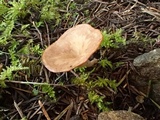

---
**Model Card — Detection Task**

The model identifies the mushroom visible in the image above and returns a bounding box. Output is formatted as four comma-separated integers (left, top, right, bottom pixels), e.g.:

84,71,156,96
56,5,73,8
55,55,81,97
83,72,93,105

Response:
42,24,102,73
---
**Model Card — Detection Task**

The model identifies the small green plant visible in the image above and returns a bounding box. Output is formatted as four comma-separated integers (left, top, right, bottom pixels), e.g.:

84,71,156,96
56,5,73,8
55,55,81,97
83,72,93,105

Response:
18,39,43,56
98,59,113,69
98,59,124,70
72,70,118,111
33,83,56,102
74,66,87,73
0,0,66,102
0,38,43,87
41,84,56,101
0,0,64,44
101,29,126,48
88,91,111,111
98,29,126,69
0,65,28,87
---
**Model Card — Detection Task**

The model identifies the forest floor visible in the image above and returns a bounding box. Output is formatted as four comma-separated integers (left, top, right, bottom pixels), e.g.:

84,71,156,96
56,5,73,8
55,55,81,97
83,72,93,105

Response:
0,0,160,120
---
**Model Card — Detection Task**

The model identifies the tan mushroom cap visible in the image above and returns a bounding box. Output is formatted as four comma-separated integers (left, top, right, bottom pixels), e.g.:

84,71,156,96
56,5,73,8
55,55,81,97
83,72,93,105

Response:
42,24,102,73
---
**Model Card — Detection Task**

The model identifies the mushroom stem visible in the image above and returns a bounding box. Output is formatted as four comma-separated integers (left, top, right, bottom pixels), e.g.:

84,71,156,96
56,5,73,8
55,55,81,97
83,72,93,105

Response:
79,58,98,67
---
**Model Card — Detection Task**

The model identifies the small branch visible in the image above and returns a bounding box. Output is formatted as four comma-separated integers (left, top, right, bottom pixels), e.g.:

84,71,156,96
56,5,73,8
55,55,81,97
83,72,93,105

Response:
32,21,44,47
29,103,42,119
5,80,76,87
54,101,73,120
38,100,51,120
44,21,51,46
14,101,24,119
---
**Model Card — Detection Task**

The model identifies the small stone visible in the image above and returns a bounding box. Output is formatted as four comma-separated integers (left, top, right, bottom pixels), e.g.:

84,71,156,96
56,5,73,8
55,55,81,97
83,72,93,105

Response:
98,110,144,120
133,48,160,67
132,49,160,104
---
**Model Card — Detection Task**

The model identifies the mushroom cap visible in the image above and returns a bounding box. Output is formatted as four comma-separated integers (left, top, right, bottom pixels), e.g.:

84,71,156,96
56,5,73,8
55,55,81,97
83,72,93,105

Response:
42,24,102,73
